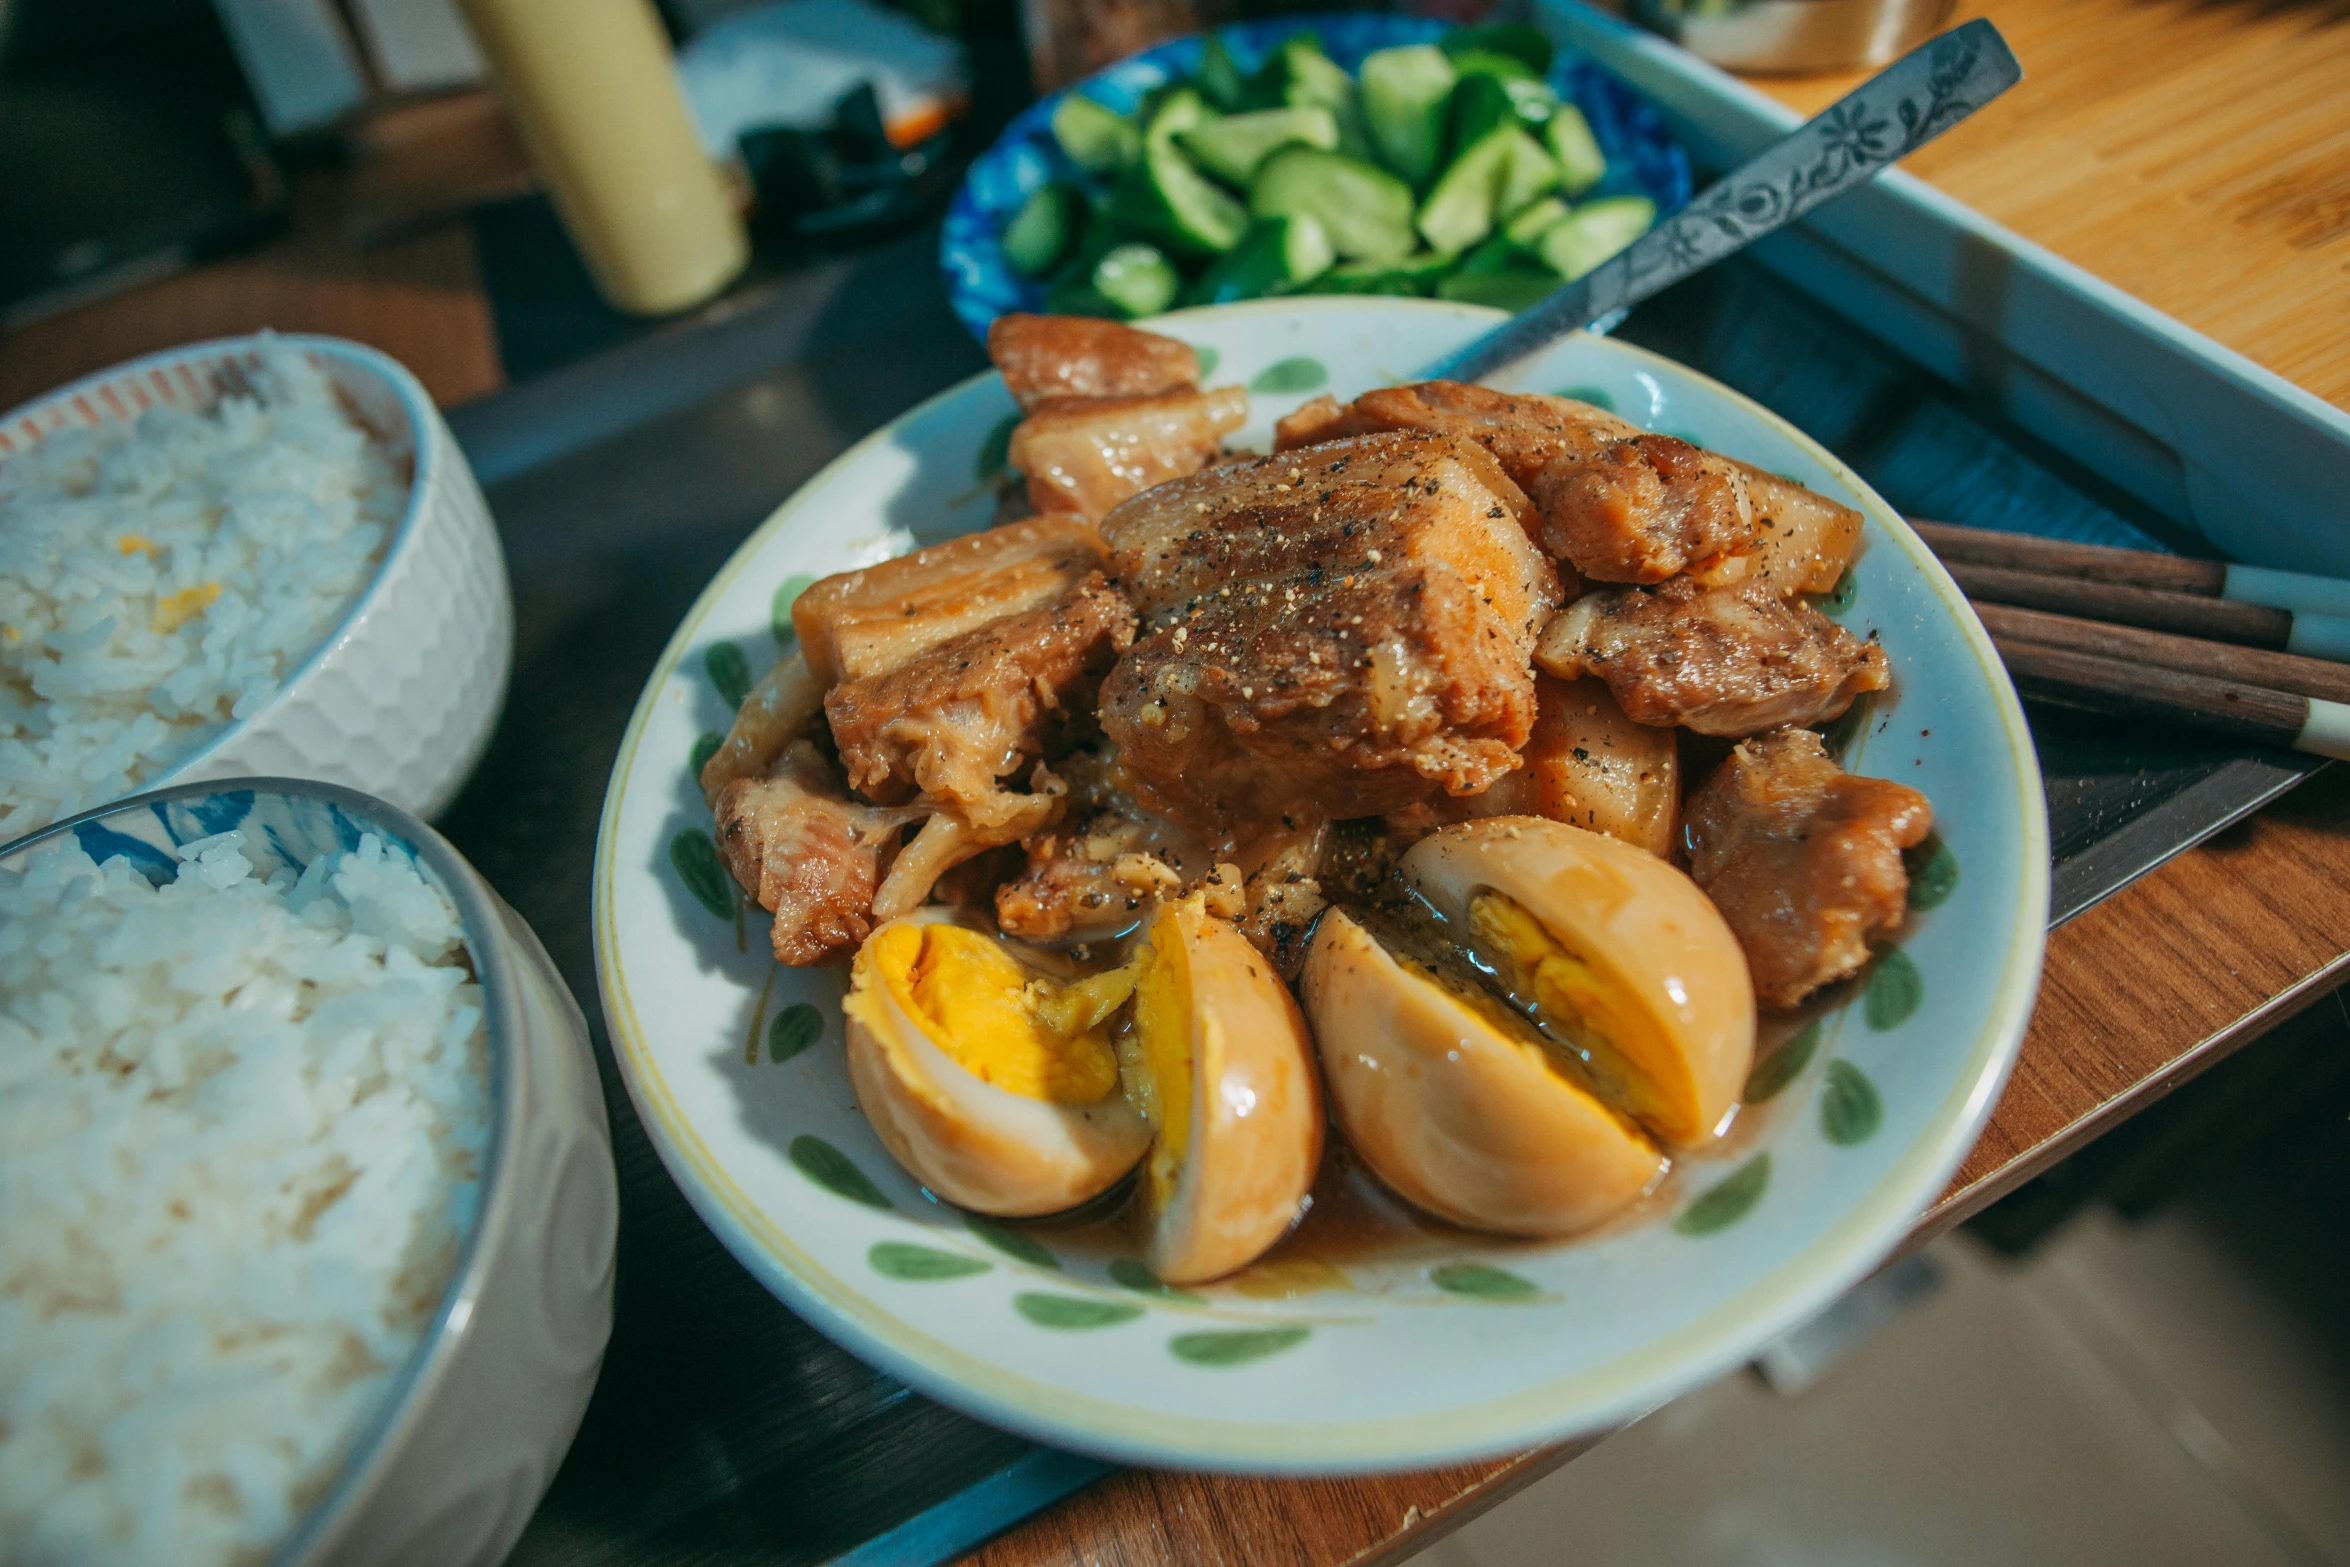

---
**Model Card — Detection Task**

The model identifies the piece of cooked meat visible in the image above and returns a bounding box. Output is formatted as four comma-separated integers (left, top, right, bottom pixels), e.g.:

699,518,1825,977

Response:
1387,674,1679,856
1097,433,1562,828
826,574,1136,830
712,741,922,965
1734,460,1865,597
1528,433,1754,584
1537,576,1889,736
1010,386,1248,520
792,515,1109,686
1684,727,1932,1010
1274,380,1636,493
989,314,1200,411
1103,431,1553,636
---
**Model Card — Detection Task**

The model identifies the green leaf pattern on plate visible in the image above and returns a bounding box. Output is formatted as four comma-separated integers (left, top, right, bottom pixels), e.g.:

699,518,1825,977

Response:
688,730,723,780
1865,947,1923,1030
969,1218,1060,1268
789,1135,893,1209
705,641,752,709
771,574,816,645
1743,1020,1821,1105
768,1003,823,1063
870,1241,992,1281
1109,1258,1205,1303
974,410,1021,480
1250,356,1327,394
1907,836,1958,910
668,829,733,919
1820,1060,1884,1146
1169,1327,1311,1366
1430,1262,1541,1301
1674,1154,1771,1237
1017,1293,1144,1329
1819,570,1860,618
1817,692,1872,759
1193,345,1220,380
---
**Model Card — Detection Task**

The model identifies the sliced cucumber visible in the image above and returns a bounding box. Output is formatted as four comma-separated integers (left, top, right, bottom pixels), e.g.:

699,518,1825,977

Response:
1441,22,1553,76
1500,195,1571,250
1196,35,1249,113
1183,214,1335,305
1321,250,1456,295
1443,47,1541,86
1051,95,1139,174
1544,104,1608,196
1446,74,1519,155
1436,264,1560,312
1250,144,1418,263
1002,182,1086,277
1358,45,1457,189
1112,143,1249,255
1267,35,1375,162
1494,128,1562,219
1498,75,1561,129
1042,276,1120,317
1537,195,1658,280
1110,88,1247,256
1177,105,1338,187
1093,242,1180,317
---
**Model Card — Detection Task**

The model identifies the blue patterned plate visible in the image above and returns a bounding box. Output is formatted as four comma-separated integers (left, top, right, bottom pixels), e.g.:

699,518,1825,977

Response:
593,296,2048,1472
941,12,1692,341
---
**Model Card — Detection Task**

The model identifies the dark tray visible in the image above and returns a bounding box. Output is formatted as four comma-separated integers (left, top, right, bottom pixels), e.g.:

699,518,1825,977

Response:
438,229,2319,1567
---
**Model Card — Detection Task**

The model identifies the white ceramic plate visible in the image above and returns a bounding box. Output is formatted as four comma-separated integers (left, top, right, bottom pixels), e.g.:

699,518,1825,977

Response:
592,297,2048,1471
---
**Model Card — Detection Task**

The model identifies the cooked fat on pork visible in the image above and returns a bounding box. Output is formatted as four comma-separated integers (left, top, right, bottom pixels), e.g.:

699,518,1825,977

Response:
1010,386,1249,520
791,515,1109,686
1274,381,1636,493
826,574,1135,831
1097,432,1562,828
1684,727,1931,1010
988,313,1200,411
1528,433,1754,584
1537,576,1888,736
712,741,923,966
1735,460,1865,597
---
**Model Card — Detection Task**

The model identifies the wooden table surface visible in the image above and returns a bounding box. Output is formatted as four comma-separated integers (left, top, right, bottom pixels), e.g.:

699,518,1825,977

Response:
1,2,2345,1564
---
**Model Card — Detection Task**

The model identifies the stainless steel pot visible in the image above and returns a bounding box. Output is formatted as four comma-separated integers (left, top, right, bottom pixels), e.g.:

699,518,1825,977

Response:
1632,0,1959,74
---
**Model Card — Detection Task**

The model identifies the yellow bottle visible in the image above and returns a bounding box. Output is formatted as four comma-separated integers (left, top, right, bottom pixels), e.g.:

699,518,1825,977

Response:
459,0,749,315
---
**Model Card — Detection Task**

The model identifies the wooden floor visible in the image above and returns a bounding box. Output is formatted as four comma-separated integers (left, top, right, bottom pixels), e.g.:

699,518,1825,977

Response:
1752,0,2350,412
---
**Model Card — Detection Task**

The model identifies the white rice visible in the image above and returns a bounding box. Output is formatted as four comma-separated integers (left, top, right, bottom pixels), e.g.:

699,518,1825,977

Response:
0,828,489,1567
0,346,404,840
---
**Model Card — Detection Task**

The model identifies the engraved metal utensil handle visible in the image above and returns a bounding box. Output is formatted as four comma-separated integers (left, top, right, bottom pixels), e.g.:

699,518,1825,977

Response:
1418,16,2022,384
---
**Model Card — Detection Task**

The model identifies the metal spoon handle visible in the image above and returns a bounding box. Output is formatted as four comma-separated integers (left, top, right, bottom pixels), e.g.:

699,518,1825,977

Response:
1418,17,2023,384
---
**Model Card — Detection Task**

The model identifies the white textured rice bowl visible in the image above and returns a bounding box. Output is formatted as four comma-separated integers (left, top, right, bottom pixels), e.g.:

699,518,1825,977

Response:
0,336,515,839
0,781,616,1567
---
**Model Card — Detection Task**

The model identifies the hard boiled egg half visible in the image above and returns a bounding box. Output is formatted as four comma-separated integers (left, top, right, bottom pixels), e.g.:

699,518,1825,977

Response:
1123,897,1323,1286
844,910,1150,1216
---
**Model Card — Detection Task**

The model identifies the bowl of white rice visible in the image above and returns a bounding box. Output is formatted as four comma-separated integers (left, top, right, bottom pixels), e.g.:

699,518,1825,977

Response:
0,335,513,842
0,777,615,1567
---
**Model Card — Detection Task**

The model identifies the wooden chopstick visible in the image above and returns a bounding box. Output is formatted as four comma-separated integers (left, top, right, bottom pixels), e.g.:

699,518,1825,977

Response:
1912,519,2350,621
1988,637,2350,760
1946,561,2302,649
1969,602,2350,706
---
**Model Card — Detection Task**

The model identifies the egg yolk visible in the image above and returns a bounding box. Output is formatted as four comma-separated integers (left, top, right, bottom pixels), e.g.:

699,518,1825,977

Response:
869,924,1124,1104
1128,908,1195,1211
1468,890,1683,1137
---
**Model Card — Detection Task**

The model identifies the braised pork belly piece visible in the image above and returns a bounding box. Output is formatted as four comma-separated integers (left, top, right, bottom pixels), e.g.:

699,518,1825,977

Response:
1735,461,1864,597
712,741,923,966
791,514,1109,686
1684,727,1932,1010
988,313,1200,411
1275,381,1635,494
1537,576,1888,736
1387,674,1679,856
1097,432,1562,828
1528,433,1754,585
1009,386,1249,520
825,573,1135,831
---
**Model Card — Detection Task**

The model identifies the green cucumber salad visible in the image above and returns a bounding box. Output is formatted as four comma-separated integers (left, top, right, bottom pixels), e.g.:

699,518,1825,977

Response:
999,24,1667,319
